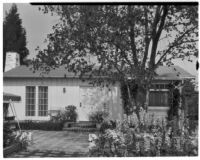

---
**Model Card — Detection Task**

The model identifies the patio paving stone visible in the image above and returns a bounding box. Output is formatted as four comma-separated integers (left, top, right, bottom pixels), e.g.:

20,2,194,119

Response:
6,130,90,157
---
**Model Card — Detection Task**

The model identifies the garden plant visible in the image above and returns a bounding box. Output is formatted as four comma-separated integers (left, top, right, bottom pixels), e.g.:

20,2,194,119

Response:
88,109,198,157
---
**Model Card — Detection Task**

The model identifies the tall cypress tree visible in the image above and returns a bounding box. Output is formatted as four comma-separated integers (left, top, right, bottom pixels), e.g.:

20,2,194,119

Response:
3,4,29,71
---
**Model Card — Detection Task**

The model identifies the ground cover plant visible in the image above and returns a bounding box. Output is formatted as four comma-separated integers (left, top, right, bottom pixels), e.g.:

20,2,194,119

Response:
4,122,32,149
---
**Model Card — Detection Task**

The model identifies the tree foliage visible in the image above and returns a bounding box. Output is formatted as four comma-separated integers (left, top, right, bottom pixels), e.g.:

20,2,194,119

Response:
3,3,29,71
33,4,198,116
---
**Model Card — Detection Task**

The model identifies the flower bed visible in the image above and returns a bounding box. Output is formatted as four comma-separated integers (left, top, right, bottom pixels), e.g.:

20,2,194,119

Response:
88,114,198,157
4,142,22,157
4,122,33,157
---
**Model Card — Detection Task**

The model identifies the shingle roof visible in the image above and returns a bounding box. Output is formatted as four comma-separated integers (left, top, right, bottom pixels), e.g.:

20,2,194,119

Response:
154,65,195,80
4,65,76,78
3,65,195,80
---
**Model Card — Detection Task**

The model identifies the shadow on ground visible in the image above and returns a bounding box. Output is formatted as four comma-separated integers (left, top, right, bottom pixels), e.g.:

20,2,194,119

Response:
6,149,88,158
5,130,90,158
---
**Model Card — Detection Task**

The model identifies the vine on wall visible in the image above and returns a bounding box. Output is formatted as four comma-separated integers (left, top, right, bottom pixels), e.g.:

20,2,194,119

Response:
120,81,137,115
120,80,146,116
167,82,181,120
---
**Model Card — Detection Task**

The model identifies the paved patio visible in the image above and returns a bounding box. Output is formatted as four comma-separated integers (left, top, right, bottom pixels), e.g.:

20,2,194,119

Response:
7,130,90,157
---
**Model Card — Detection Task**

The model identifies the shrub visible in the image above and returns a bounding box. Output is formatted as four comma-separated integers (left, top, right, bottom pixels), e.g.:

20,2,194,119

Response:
65,105,78,122
51,105,78,123
3,122,33,149
89,114,198,157
3,123,16,148
16,121,63,131
89,111,109,123
99,119,116,133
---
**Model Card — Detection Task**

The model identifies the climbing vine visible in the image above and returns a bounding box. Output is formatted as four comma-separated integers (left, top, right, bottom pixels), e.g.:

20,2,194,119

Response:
120,80,146,116
120,81,137,115
167,82,181,120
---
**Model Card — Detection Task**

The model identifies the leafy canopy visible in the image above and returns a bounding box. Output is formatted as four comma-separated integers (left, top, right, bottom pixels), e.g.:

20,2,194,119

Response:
33,4,198,85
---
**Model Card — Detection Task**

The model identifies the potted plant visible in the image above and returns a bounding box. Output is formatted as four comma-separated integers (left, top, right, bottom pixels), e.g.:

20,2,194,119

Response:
89,111,109,129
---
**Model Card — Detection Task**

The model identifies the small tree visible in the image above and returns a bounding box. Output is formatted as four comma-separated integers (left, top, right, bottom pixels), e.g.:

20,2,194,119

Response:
32,4,198,119
3,3,29,71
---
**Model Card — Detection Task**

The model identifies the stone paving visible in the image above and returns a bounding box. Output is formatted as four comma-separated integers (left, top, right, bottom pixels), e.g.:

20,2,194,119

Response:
7,130,90,157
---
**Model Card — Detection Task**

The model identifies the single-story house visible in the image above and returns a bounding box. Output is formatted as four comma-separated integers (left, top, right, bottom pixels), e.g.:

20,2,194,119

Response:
3,62,195,122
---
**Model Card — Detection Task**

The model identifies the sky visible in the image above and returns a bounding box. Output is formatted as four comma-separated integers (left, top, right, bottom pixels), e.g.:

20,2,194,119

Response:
3,3,198,79
3,3,59,59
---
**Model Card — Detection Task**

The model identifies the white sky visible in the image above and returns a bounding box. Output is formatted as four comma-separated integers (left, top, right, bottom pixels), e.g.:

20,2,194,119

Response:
3,3,198,79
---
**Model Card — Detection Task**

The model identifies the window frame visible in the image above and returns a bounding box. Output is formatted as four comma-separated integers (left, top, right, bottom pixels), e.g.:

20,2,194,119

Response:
38,86,48,117
149,84,170,107
25,86,36,116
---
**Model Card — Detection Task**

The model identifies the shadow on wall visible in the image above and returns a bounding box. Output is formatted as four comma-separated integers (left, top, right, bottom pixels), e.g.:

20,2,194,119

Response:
81,86,121,120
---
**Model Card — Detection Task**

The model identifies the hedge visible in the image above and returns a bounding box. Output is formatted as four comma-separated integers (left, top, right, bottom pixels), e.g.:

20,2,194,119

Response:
15,121,63,131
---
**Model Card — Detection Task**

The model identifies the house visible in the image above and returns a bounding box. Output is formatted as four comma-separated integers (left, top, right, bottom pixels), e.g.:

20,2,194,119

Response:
3,52,195,122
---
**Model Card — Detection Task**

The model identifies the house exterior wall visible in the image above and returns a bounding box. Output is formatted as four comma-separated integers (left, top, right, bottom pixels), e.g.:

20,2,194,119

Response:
3,78,123,121
4,77,172,122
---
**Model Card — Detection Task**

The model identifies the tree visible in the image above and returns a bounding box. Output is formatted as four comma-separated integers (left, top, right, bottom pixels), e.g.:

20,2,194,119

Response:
33,4,198,119
3,3,29,71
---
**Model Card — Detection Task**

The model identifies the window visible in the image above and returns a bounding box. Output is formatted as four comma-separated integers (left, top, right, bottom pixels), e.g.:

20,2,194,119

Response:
38,86,48,116
149,91,169,106
26,86,36,116
151,84,169,90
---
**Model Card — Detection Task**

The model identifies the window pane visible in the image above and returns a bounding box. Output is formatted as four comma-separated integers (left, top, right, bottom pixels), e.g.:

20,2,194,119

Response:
160,84,164,89
26,86,35,116
149,91,169,106
38,86,48,117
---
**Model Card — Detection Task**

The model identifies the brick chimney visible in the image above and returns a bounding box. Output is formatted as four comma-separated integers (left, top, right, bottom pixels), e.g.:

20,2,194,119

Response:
5,52,20,72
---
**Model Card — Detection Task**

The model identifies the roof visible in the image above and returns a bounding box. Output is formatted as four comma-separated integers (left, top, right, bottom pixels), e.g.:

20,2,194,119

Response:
154,65,195,80
3,65,195,80
3,92,21,102
4,65,77,78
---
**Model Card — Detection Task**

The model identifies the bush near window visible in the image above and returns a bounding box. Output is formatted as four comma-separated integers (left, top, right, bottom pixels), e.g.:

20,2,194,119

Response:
89,110,109,124
51,105,78,123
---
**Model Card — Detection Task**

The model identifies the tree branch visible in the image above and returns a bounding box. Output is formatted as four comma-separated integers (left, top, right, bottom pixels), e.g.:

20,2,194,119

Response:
155,25,198,66
142,6,150,69
128,5,138,67
103,52,125,77
150,5,168,68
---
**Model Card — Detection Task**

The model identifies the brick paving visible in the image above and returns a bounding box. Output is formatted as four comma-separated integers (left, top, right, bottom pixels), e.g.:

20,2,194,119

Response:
7,130,90,157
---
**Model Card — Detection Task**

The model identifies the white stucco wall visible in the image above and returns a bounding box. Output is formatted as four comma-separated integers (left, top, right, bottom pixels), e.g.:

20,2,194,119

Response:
4,77,171,122
3,78,123,121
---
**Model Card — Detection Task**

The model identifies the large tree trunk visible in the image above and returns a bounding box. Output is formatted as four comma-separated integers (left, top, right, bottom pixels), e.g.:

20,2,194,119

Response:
126,83,141,121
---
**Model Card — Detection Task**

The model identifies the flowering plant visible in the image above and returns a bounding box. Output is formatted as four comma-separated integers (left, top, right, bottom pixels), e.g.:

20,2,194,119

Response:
14,131,33,148
89,111,198,157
